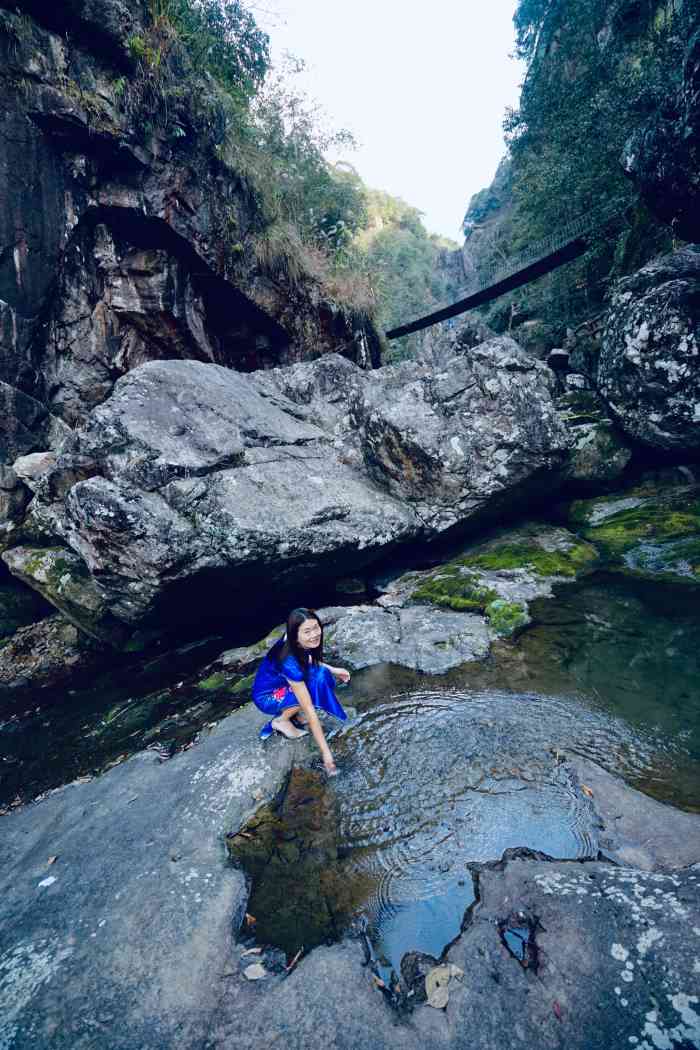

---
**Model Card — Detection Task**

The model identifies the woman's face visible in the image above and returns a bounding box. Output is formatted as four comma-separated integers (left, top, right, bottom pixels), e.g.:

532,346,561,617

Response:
297,617,322,650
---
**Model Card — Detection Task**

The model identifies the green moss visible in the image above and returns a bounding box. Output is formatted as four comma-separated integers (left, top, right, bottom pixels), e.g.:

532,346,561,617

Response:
458,540,598,578
412,568,498,612
582,498,700,555
485,599,529,637
197,671,228,692
229,673,255,695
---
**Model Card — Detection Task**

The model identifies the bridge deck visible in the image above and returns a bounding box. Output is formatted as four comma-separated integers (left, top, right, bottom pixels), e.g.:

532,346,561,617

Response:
385,196,628,341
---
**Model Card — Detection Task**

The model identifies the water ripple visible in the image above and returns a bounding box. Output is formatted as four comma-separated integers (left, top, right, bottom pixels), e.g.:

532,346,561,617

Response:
328,688,663,963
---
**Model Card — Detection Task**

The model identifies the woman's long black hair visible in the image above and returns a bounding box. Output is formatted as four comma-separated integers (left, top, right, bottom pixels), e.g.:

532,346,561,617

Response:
277,608,324,675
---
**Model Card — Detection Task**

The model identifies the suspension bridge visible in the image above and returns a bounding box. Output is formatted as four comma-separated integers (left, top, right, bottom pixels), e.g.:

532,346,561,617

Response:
385,196,629,340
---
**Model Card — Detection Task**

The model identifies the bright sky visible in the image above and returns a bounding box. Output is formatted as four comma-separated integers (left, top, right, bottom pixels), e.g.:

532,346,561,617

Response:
254,1,524,241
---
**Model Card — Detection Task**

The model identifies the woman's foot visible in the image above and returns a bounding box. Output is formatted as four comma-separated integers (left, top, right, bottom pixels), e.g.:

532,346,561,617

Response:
271,717,308,740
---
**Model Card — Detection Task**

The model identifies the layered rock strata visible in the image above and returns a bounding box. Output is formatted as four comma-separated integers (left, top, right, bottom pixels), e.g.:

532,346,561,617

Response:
0,1,379,462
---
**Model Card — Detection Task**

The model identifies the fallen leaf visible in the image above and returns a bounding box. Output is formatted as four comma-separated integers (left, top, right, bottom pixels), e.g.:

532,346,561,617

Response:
428,985,449,1009
243,963,267,981
47,856,58,866
372,975,386,990
553,1000,563,1020
425,964,464,1009
581,784,594,798
244,913,257,927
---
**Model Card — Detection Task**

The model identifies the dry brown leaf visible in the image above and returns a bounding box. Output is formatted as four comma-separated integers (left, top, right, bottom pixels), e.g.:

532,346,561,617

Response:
244,913,256,927
581,784,594,798
47,856,58,866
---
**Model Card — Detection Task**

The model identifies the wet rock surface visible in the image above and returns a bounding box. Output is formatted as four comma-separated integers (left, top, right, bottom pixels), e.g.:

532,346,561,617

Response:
569,482,700,584
1,668,699,1049
208,858,700,1050
0,704,308,1050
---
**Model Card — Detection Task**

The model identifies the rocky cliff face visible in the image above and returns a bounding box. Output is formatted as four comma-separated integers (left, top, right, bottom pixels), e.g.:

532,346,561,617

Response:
460,157,513,295
623,14,700,240
0,0,380,463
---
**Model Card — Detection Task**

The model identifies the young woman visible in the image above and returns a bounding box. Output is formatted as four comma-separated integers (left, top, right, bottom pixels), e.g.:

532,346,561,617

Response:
251,608,350,776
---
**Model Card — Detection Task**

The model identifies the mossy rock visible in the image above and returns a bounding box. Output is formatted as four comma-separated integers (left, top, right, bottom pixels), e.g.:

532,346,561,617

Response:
570,485,700,583
1,544,127,645
485,599,529,637
457,539,598,578
228,672,255,696
411,568,498,612
197,671,229,692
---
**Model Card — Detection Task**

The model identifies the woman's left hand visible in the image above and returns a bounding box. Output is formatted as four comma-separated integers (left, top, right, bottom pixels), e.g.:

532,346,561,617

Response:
334,667,351,684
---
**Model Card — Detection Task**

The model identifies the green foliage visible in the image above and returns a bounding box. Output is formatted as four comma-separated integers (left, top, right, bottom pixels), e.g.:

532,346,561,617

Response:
491,0,690,326
117,3,448,336
246,58,368,256
148,0,269,105
348,189,461,357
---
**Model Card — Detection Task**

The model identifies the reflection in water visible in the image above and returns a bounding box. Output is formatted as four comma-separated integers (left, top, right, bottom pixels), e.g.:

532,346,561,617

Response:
2,568,699,972
327,689,627,971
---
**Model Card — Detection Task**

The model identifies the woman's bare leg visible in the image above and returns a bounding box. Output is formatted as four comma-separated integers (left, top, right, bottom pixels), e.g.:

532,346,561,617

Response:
271,705,306,738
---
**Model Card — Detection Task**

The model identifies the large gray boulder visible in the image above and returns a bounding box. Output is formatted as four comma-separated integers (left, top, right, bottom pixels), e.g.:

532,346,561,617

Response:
599,246,700,451
4,346,569,635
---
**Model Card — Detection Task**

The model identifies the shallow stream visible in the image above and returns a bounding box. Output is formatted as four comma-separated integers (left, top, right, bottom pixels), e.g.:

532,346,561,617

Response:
2,571,699,973
232,572,700,973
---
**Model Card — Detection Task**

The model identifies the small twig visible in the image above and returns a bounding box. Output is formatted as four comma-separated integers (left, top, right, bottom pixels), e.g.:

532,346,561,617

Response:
285,947,303,974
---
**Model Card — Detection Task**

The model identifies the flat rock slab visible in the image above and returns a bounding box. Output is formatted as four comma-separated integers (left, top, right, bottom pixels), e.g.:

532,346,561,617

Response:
319,604,491,674
2,710,700,1050
570,756,700,871
0,706,307,1050
207,857,700,1050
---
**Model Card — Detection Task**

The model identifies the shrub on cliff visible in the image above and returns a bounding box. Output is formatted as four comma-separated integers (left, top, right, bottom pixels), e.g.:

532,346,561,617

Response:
487,0,692,326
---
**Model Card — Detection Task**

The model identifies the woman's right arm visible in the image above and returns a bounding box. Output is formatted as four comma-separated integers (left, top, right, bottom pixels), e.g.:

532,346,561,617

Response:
288,678,336,775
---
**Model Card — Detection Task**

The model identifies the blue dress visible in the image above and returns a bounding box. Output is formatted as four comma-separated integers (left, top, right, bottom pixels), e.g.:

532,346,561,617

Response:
251,637,347,740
